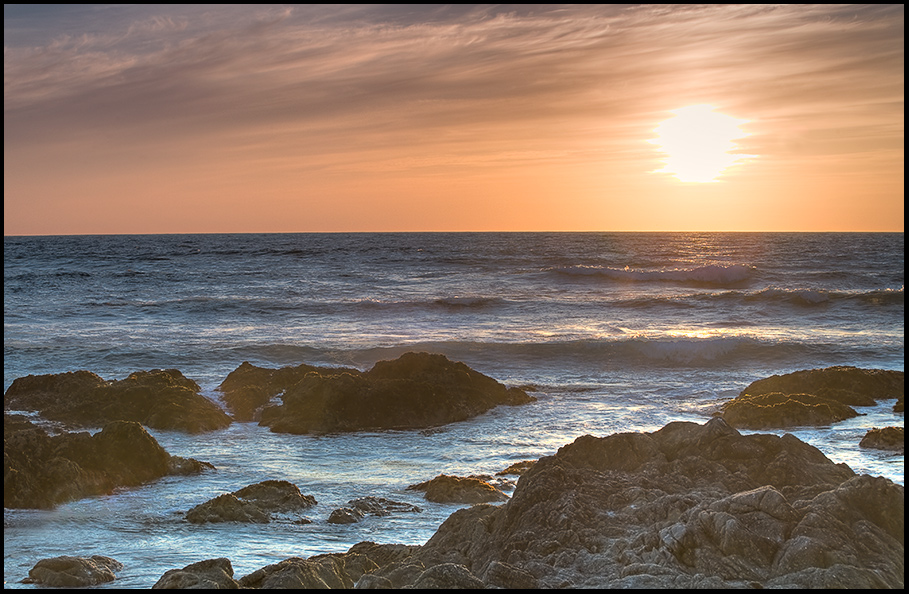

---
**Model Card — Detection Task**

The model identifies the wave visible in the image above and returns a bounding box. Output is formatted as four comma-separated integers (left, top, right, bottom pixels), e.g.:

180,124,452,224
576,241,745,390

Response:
742,286,904,307
317,296,510,313
549,264,755,286
614,286,904,309
224,335,889,371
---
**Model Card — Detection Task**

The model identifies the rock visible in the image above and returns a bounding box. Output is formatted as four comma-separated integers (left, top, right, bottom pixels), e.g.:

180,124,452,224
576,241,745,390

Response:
328,496,422,523
412,563,485,589
346,541,419,570
4,368,231,433
328,507,364,524
235,542,417,589
721,366,904,429
232,479,318,512
496,460,537,476
217,361,361,421
23,555,123,587
186,480,316,524
256,352,535,434
186,493,271,524
720,391,859,429
859,427,904,452
407,474,509,504
152,557,239,589
363,418,903,588
483,559,538,589
238,556,355,589
737,366,903,407
4,418,212,509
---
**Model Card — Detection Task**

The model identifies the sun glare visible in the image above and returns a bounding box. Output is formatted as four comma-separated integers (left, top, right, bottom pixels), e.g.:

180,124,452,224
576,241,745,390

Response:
651,105,752,183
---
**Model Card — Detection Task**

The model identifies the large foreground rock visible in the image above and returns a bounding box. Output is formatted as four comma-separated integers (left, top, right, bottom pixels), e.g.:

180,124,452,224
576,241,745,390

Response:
4,417,213,509
721,366,904,429
4,369,231,433
256,352,535,434
362,418,903,588
23,555,123,587
186,480,316,524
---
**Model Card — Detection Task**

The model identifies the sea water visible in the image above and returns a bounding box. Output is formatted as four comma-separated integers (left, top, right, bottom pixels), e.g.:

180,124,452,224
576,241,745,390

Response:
3,232,904,588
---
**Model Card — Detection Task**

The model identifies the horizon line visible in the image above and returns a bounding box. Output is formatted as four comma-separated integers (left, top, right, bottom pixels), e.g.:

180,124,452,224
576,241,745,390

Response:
4,229,905,238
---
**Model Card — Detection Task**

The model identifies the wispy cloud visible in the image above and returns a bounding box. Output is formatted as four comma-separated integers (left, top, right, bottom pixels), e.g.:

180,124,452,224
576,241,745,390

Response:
6,5,902,161
4,4,903,232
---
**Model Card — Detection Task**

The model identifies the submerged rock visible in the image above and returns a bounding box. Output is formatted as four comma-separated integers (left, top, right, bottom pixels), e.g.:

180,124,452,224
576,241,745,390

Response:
327,496,422,524
4,368,231,433
720,366,904,429
859,426,904,452
186,480,316,524
362,418,903,589
4,417,213,509
23,555,123,587
256,352,535,434
407,474,509,504
152,558,239,589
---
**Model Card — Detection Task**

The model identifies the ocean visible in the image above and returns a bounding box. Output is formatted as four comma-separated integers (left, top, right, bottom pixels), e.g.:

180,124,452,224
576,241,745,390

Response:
3,232,904,588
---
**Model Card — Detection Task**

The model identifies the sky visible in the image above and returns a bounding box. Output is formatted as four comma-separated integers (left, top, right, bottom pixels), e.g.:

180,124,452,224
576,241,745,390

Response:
4,4,904,234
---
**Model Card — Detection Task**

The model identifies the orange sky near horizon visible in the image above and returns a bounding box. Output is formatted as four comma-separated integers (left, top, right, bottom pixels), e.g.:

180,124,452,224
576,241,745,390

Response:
4,4,904,235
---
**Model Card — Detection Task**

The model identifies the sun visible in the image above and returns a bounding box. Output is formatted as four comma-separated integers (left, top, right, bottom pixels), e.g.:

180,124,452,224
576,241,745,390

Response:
650,105,752,183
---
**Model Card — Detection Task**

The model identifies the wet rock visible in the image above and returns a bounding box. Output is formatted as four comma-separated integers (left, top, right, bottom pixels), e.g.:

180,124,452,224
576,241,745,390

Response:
4,369,231,433
217,361,360,421
232,479,318,512
720,391,859,429
186,480,316,524
152,557,239,589
328,496,422,523
407,474,509,504
186,493,271,524
4,418,212,509
23,555,123,587
737,366,903,407
364,418,903,588
256,352,535,434
328,507,364,524
859,426,904,452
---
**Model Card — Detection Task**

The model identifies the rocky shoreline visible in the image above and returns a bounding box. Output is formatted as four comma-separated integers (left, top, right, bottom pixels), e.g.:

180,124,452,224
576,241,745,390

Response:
20,418,904,588
6,358,904,588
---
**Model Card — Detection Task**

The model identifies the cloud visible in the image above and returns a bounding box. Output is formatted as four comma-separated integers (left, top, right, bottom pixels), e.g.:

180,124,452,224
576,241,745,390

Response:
4,4,903,175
